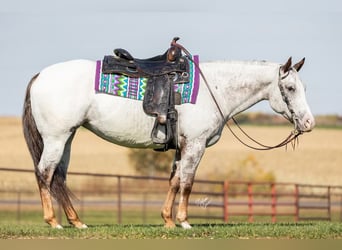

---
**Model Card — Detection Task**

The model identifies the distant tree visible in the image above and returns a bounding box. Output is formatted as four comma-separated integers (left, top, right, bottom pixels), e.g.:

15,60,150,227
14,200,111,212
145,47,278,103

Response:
202,154,277,193
227,154,276,182
128,149,174,176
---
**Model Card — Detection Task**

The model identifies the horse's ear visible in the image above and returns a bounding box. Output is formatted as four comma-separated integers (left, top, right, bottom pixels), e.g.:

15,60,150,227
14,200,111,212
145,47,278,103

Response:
293,57,305,72
281,57,292,73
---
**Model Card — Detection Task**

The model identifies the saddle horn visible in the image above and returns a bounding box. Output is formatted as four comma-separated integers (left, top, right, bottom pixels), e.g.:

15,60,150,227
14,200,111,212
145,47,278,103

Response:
168,37,182,61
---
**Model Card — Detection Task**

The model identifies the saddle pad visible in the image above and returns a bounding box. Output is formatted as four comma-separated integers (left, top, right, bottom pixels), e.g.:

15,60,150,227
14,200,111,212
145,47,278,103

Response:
94,55,200,104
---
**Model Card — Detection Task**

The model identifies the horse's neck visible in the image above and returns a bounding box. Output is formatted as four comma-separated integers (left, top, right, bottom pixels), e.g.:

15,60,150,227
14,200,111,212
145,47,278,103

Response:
201,61,279,119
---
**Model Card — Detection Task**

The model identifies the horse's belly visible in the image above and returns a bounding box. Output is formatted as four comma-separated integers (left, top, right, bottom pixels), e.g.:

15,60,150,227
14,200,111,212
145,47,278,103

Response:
84,121,156,148
85,95,161,148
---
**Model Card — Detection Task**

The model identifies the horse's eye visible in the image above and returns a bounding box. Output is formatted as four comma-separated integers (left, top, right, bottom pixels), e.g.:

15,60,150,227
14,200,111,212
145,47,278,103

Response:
286,86,296,92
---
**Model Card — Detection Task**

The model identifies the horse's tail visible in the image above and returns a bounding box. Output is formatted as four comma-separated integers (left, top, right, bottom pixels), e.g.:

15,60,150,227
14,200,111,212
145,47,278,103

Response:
22,73,43,169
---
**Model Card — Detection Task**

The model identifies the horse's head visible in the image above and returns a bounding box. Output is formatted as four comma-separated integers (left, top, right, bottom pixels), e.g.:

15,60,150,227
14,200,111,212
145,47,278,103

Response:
269,57,315,133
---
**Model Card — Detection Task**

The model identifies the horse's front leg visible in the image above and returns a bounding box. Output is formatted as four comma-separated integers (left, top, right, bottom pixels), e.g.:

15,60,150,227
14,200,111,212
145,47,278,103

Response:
176,140,205,229
161,159,180,228
37,134,86,229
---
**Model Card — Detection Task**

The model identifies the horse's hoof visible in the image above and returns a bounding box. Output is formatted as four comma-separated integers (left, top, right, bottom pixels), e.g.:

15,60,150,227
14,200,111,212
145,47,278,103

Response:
180,221,192,229
55,224,63,229
164,222,176,229
79,224,88,229
74,222,88,229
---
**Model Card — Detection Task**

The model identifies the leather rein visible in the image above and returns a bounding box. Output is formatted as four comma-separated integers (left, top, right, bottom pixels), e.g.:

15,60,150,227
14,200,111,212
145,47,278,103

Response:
172,38,302,151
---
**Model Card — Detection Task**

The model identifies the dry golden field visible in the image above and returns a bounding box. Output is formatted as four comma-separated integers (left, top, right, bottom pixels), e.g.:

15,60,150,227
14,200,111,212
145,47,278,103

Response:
0,116,341,191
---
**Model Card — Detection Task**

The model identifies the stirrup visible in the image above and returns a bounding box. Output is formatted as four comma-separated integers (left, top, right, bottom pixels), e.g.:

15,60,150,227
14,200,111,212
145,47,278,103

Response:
151,118,171,144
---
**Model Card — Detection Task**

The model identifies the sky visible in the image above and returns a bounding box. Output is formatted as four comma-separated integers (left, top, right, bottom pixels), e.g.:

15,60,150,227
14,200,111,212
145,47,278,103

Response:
0,0,341,116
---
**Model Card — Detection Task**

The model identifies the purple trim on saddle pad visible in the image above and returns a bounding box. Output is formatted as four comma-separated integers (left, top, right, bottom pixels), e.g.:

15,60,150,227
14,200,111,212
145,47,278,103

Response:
94,60,101,92
94,55,200,104
192,55,200,103
191,55,200,104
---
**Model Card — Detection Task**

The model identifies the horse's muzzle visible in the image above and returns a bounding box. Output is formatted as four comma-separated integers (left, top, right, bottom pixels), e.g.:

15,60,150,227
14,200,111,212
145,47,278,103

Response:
296,116,315,133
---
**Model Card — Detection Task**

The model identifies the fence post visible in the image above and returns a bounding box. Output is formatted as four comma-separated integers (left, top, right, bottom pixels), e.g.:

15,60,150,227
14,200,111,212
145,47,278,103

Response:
223,180,229,223
327,186,331,221
248,182,253,223
340,195,342,222
294,184,299,222
16,192,21,223
117,176,122,224
79,191,84,220
142,193,147,224
271,183,276,223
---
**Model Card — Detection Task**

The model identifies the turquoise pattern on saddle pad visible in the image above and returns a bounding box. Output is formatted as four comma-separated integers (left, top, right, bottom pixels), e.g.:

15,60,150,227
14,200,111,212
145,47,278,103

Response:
100,73,147,101
95,55,200,104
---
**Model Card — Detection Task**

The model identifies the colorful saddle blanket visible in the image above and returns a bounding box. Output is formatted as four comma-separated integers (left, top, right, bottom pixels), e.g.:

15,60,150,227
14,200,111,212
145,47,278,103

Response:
94,55,200,104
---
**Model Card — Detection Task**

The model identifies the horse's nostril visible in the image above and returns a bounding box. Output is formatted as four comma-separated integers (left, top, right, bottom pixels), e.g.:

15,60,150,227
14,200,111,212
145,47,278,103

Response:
305,119,311,128
304,118,315,131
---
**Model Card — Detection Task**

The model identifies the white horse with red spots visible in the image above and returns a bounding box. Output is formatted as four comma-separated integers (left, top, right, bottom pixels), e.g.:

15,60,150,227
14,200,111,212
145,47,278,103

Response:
23,55,314,229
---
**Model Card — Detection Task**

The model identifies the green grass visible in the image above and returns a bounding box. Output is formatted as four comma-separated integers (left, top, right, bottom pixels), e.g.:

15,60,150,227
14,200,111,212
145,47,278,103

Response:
0,222,341,239
1,209,341,239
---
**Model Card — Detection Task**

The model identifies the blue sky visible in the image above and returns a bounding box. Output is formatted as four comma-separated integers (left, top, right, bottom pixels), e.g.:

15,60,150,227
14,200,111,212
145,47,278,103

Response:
1,0,341,116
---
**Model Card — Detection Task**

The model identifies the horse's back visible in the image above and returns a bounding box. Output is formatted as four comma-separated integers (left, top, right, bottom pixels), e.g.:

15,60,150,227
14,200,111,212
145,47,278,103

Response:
33,59,96,92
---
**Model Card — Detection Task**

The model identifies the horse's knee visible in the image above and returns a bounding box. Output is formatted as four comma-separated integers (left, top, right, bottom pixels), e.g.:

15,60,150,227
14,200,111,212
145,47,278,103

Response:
180,181,193,195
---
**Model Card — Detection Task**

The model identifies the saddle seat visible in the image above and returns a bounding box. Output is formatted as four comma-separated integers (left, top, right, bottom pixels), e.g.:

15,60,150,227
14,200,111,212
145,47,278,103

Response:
102,37,189,80
113,41,181,62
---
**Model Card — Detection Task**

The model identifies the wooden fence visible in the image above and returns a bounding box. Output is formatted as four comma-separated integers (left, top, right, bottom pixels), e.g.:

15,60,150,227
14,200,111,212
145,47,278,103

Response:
0,167,341,224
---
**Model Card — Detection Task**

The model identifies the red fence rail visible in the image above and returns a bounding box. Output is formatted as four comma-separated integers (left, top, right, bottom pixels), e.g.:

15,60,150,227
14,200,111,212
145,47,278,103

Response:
220,181,341,223
222,181,299,223
0,167,341,224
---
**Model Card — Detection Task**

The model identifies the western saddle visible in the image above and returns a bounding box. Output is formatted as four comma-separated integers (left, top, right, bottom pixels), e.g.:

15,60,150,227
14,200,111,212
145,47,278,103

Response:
102,37,191,150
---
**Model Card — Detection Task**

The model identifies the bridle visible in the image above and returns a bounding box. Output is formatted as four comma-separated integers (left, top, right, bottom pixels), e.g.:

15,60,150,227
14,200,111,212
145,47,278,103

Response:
172,38,302,151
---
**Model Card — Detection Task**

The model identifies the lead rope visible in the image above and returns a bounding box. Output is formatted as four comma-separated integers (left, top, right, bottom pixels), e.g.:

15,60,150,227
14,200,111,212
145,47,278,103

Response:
171,37,301,151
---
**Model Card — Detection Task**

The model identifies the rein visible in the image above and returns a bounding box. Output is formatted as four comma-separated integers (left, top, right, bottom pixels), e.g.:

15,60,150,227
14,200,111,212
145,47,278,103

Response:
172,38,302,151
228,117,301,150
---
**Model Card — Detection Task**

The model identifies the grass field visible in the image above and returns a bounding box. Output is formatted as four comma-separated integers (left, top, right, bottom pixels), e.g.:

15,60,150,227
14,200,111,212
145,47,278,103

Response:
1,208,341,239
0,221,341,239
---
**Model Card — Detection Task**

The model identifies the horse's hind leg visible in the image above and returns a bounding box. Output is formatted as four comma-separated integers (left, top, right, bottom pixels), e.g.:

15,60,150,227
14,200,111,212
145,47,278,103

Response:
36,137,68,229
37,132,86,229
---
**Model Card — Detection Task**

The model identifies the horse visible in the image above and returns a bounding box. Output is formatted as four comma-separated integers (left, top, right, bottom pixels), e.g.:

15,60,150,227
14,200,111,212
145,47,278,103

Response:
22,54,315,229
